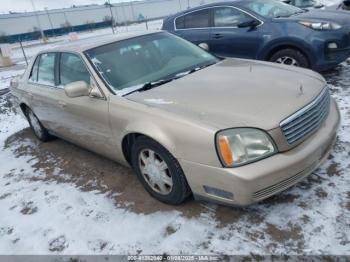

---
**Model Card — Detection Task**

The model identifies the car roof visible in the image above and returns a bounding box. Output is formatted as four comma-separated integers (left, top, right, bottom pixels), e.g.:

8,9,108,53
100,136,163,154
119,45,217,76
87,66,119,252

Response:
165,0,246,19
42,30,162,54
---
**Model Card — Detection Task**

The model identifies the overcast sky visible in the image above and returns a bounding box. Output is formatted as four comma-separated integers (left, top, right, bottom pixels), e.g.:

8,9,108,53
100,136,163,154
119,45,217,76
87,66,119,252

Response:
0,0,131,14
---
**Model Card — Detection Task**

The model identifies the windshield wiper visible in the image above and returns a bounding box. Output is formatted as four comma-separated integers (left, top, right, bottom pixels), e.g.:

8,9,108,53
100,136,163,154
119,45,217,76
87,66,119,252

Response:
122,78,174,96
175,62,216,78
122,62,216,96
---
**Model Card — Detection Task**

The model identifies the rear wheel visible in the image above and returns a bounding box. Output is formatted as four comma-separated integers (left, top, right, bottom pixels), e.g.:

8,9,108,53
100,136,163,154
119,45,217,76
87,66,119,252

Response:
131,136,191,205
25,108,51,142
269,48,310,68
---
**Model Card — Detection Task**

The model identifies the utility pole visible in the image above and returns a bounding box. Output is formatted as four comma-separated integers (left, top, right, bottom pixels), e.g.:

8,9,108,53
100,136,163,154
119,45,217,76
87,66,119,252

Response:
130,1,136,22
45,7,54,36
187,0,190,9
107,0,115,34
178,0,182,11
19,39,28,66
63,11,72,32
121,3,128,31
30,0,45,39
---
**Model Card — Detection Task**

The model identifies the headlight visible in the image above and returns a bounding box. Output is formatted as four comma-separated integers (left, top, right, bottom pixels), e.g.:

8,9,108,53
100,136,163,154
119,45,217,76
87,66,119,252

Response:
299,21,342,30
216,128,277,167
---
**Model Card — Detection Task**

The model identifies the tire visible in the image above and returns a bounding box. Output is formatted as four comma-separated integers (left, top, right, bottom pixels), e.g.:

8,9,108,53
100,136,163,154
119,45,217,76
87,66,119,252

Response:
269,48,310,68
131,136,191,205
25,107,51,142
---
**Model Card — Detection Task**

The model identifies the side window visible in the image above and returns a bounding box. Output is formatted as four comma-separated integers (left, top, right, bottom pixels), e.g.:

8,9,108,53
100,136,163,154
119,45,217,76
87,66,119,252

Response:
175,16,185,29
59,53,91,86
214,7,252,27
183,9,210,29
29,55,40,82
37,53,56,86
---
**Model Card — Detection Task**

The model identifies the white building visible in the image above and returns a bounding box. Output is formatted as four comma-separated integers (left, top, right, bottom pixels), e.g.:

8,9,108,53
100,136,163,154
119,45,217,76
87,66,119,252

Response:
0,0,223,36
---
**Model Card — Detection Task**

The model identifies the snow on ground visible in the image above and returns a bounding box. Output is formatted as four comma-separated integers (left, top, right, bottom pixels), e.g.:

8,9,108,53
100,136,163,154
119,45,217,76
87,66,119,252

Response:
0,20,349,255
0,69,25,91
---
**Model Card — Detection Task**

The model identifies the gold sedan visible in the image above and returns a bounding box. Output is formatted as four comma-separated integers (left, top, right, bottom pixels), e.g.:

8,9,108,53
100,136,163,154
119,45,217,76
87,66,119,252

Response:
11,31,340,206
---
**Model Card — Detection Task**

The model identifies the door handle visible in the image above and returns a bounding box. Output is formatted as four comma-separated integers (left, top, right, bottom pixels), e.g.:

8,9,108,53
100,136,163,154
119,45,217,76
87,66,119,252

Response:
58,101,67,108
213,33,224,39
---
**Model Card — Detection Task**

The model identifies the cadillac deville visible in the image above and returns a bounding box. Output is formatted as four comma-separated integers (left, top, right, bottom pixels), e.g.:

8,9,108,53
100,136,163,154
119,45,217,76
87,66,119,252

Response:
11,31,340,206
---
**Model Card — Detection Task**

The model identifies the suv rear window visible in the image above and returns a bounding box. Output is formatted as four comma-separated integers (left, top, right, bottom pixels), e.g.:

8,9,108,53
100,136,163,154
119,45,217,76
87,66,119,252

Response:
176,9,210,29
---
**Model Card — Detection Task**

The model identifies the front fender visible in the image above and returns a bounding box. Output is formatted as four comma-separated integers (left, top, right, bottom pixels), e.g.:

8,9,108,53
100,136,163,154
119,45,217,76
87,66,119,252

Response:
258,37,316,65
122,120,177,158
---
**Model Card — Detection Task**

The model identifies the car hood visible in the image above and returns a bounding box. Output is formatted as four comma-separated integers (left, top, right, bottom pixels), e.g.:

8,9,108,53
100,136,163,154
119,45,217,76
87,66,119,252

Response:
126,59,326,130
288,9,350,25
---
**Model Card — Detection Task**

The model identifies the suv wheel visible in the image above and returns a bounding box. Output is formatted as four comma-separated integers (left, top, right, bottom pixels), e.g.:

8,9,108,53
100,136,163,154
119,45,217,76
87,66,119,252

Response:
269,48,309,68
131,136,191,205
26,108,51,142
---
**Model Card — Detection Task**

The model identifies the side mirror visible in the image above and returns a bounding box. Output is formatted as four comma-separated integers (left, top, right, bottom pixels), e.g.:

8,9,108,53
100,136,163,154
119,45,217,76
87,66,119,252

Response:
64,81,90,98
237,19,260,29
198,43,209,51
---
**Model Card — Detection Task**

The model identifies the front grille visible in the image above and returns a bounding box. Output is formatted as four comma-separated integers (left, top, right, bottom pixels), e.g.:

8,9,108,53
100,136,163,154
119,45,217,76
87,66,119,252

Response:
280,87,330,145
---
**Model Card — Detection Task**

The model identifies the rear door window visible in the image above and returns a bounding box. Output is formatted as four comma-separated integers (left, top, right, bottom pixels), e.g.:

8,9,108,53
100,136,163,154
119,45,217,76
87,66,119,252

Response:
59,53,91,86
176,9,210,29
37,53,56,86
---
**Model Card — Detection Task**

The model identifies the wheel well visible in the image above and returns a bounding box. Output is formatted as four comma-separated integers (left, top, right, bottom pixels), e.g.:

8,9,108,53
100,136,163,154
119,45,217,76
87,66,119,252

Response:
19,103,28,116
266,45,311,65
122,133,144,165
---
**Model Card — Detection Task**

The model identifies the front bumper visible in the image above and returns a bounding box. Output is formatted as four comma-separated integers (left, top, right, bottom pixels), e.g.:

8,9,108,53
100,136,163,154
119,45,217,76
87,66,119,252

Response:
180,98,340,206
312,30,350,71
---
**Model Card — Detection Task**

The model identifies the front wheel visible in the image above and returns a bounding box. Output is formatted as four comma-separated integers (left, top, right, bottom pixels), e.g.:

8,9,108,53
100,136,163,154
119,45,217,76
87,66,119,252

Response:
131,136,191,205
269,48,310,68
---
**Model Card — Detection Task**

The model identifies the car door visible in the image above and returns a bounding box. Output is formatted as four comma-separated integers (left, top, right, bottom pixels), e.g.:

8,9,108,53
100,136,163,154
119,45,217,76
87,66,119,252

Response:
26,52,68,132
174,8,211,46
55,52,117,157
209,6,263,59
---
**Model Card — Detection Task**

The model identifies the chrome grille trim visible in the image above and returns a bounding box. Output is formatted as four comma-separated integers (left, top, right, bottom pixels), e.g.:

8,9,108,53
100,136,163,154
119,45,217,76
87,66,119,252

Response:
280,87,330,145
253,171,306,200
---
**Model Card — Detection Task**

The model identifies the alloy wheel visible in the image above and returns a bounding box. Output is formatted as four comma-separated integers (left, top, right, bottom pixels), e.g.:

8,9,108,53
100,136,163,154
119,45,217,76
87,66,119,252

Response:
138,149,173,195
275,56,300,67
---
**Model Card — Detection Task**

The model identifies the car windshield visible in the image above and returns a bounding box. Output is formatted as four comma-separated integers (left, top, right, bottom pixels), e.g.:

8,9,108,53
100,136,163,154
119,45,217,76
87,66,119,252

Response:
241,0,304,18
85,32,218,95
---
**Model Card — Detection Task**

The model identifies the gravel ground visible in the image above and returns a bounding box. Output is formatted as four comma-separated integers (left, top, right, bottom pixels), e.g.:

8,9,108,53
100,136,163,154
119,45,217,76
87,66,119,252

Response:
0,49,349,255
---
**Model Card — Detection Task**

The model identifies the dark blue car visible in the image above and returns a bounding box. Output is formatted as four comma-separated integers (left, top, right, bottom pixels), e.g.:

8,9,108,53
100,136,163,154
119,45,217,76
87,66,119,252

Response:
162,0,350,71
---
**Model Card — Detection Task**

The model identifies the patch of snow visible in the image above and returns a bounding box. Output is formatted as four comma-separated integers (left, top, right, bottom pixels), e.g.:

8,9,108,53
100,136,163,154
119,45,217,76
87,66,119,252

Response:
0,69,25,90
